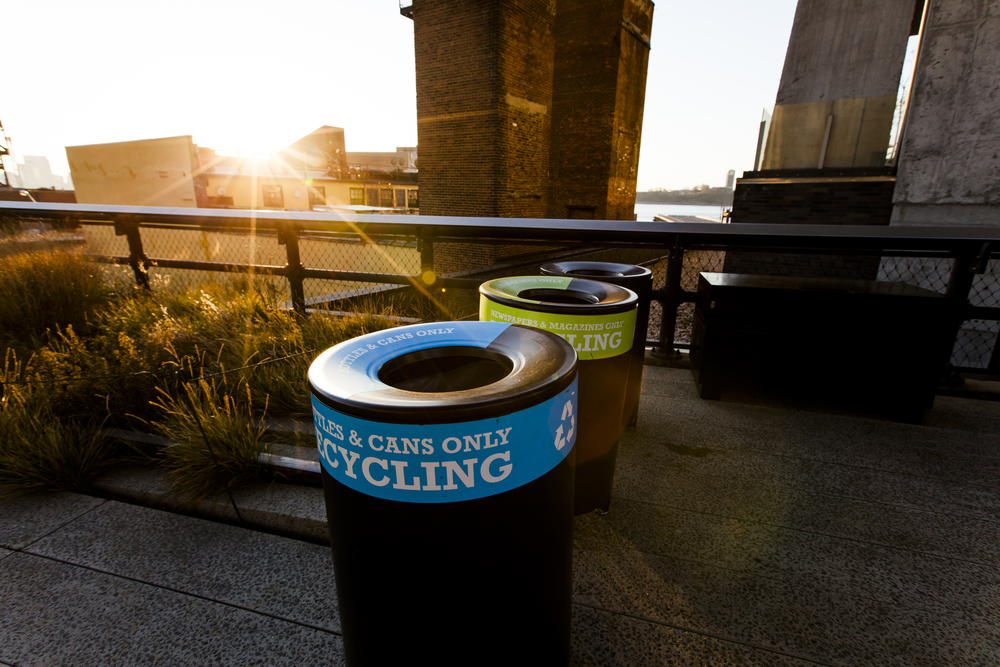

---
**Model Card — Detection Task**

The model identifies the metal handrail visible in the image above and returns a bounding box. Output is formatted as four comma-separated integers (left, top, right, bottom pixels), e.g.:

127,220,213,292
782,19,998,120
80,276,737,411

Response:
3,200,997,373
4,200,1000,249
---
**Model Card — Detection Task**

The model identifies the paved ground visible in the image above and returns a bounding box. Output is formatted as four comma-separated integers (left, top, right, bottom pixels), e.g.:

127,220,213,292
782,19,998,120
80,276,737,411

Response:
2,364,999,666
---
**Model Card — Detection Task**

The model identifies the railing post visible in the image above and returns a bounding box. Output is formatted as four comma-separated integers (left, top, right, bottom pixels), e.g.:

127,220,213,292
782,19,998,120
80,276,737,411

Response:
113,215,150,290
277,221,306,315
419,233,435,283
654,241,684,358
416,231,438,319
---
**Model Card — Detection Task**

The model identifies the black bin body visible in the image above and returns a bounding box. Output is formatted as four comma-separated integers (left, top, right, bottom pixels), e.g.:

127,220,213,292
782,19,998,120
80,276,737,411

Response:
541,261,652,428
309,321,578,667
480,276,637,514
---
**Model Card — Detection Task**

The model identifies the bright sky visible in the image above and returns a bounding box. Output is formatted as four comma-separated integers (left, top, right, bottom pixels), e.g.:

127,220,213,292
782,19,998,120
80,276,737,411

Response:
4,0,797,192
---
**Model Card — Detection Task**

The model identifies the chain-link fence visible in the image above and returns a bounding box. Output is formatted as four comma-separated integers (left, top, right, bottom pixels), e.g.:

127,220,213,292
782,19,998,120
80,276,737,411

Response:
74,219,1000,373
5,206,998,375
876,255,1000,369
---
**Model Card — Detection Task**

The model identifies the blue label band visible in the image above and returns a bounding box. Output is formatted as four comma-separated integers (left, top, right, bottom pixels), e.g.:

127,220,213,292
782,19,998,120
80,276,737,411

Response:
311,377,578,503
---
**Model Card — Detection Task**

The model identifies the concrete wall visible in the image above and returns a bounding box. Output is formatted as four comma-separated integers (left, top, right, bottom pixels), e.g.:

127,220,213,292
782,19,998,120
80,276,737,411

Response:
547,0,653,221
762,0,917,170
892,0,1000,225
67,136,199,207
731,174,896,225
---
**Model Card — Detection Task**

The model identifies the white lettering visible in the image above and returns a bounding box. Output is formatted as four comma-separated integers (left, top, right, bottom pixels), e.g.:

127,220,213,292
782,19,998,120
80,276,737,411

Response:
481,451,513,484
362,457,390,486
338,447,360,479
391,460,421,490
402,437,420,455
421,461,442,491
442,437,462,454
320,438,337,469
442,459,477,490
495,427,513,446
368,434,384,451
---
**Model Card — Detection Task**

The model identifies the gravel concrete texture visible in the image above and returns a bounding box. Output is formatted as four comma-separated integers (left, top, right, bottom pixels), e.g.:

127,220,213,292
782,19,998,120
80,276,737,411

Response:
569,605,817,667
0,552,345,667
0,491,105,551
2,364,1000,666
24,501,341,632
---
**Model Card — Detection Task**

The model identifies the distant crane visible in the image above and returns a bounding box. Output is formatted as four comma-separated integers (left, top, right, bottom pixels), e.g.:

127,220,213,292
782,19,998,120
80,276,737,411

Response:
0,119,20,188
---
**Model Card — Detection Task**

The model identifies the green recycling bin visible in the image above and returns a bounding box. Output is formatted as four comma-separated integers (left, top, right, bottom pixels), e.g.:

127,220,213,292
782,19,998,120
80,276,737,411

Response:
480,276,637,514
309,321,578,666
540,261,653,429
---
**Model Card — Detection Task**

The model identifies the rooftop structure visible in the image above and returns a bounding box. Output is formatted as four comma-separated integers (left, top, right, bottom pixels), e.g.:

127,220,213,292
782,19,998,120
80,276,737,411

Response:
66,128,418,212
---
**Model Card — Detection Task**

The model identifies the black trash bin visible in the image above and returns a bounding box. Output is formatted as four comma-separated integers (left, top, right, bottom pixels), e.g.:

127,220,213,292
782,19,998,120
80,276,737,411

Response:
540,261,653,429
479,276,637,514
309,321,578,667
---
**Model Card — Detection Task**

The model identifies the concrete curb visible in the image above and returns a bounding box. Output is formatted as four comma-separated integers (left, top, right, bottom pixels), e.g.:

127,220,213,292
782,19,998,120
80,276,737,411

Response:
91,464,330,546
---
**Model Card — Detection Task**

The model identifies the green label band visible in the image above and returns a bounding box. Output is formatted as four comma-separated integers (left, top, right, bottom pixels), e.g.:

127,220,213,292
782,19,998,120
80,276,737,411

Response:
481,299,636,360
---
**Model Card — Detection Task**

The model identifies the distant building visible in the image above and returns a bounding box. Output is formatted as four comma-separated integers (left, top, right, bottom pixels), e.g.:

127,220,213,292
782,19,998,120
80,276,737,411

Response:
66,127,418,211
346,147,417,179
725,170,735,189
67,136,202,208
16,156,68,190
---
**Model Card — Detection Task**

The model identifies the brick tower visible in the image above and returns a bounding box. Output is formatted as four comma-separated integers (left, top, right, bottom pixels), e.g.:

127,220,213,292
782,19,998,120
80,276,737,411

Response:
548,0,654,221
411,0,556,219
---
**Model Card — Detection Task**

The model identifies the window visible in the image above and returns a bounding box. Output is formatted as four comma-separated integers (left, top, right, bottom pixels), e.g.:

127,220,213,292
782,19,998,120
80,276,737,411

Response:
350,188,364,205
407,189,419,208
365,187,379,207
380,188,393,207
395,189,406,208
262,185,283,208
309,186,326,206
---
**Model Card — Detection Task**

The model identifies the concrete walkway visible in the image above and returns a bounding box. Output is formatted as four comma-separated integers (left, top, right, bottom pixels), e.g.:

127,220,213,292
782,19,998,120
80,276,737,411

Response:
2,364,1000,666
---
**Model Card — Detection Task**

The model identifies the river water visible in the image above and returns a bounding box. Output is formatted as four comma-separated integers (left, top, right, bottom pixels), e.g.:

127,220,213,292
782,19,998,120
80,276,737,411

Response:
633,203,726,222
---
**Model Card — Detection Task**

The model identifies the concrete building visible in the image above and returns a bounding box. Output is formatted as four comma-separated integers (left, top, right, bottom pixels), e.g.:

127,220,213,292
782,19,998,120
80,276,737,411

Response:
892,0,1000,226
727,0,1000,373
733,0,1000,229
67,136,203,208
67,128,418,212
761,1,919,172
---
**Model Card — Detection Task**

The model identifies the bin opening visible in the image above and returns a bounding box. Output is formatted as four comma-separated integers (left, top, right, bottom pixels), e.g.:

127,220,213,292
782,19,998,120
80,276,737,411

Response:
517,288,600,305
378,346,514,393
565,268,624,278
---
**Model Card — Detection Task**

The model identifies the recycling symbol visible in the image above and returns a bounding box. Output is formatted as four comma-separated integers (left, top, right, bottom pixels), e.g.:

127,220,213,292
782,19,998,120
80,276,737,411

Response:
554,399,575,451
